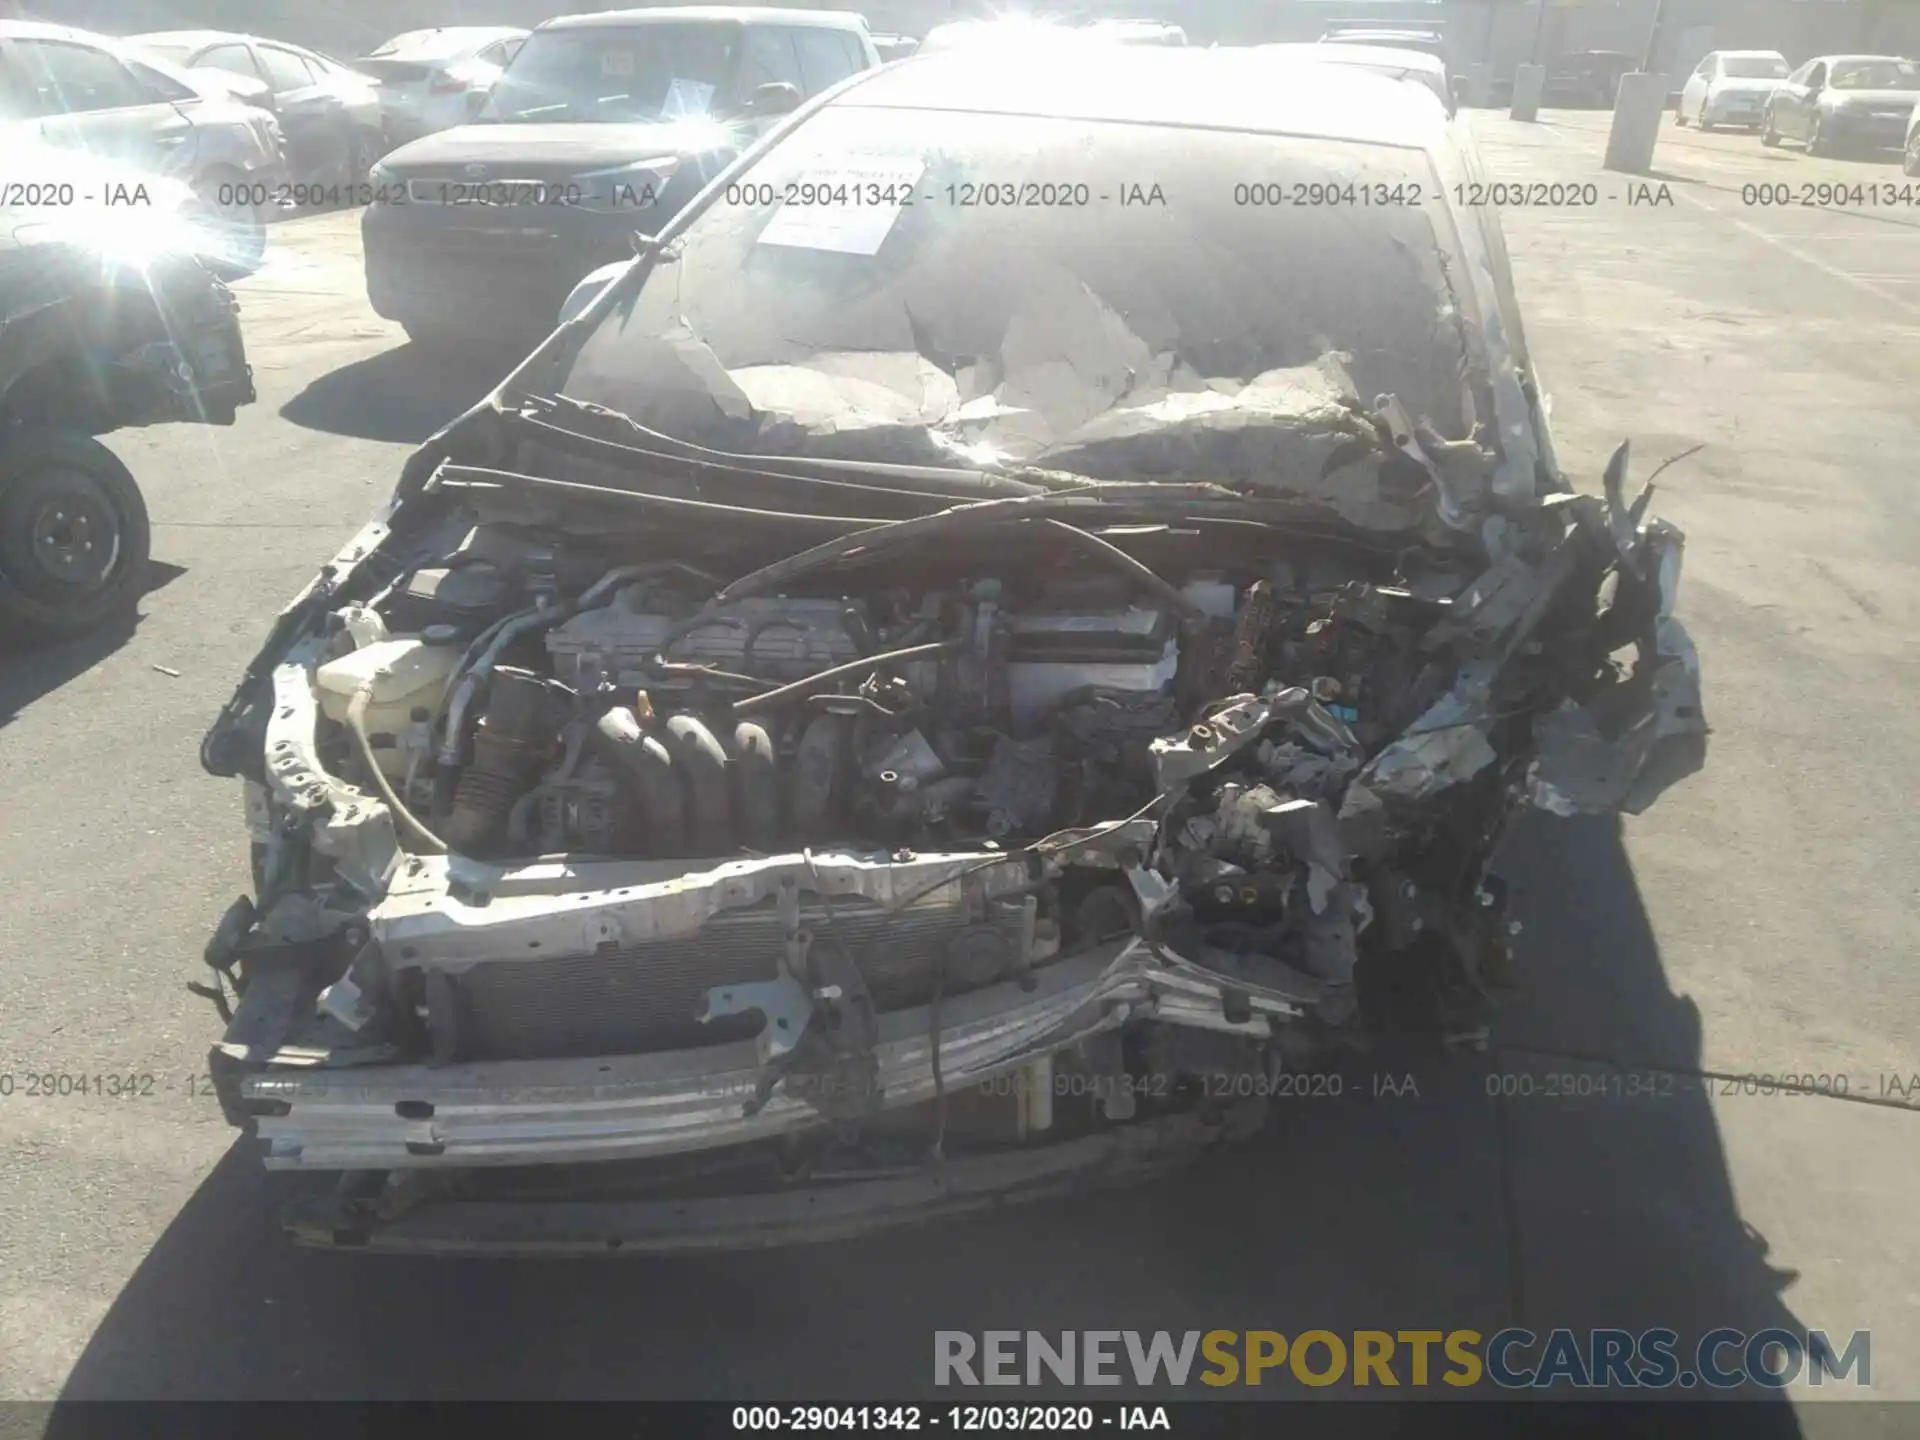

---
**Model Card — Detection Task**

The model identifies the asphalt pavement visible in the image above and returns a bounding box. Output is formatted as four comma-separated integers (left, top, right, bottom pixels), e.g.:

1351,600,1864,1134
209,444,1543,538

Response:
0,109,1915,1421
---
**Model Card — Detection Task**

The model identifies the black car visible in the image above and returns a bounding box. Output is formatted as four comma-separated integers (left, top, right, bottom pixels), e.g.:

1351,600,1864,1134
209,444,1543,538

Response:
198,51,1704,1254
1,149,254,643
1542,50,1638,108
360,6,880,349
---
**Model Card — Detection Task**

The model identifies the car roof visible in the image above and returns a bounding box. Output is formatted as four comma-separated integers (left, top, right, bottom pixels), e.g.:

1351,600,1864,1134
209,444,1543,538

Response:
1711,49,1787,58
0,20,114,42
1274,42,1445,74
540,7,870,33
849,48,1450,147
364,26,529,53
132,30,320,56
1814,54,1916,64
1324,28,1443,41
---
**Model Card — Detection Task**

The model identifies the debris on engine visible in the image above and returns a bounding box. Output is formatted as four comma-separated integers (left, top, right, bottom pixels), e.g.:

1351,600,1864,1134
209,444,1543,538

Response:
263,452,1700,1064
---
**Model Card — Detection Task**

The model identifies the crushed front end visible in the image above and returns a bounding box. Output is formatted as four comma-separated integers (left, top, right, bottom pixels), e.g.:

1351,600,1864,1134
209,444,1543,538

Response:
198,388,1703,1253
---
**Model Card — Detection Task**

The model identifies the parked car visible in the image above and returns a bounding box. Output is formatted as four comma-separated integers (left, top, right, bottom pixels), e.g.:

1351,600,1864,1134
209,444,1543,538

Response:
361,6,880,349
1905,104,1920,174
2,145,255,643
1317,25,1449,64
0,21,285,247
197,48,1703,1255
917,16,1178,54
1764,54,1920,156
1675,49,1788,131
352,26,530,148
128,31,385,192
1541,50,1637,108
1,21,286,261
1265,41,1453,115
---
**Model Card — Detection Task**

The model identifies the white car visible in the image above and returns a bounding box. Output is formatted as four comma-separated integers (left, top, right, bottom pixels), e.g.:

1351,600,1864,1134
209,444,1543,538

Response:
352,26,529,146
1907,104,1920,174
1675,49,1788,130
1261,41,1453,115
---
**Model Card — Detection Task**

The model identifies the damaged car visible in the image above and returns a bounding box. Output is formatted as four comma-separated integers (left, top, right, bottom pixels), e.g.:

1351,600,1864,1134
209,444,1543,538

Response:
197,51,1705,1253
3,145,256,642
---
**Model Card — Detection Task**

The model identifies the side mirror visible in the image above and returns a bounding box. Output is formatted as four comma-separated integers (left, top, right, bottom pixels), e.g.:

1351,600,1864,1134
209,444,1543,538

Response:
742,81,801,117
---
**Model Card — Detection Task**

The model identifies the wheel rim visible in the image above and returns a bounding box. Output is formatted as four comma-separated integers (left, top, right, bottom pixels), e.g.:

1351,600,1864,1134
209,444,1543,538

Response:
20,467,122,592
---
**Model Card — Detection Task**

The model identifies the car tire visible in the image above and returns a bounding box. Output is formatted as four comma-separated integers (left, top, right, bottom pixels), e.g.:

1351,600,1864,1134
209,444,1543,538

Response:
0,429,151,647
191,165,267,276
1761,110,1781,146
1699,113,1715,132
1807,114,1831,156
1905,135,1920,176
1674,103,1688,127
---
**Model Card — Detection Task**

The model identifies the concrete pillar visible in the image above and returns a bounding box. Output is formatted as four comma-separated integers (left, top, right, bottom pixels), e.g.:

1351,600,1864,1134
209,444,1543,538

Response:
1510,63,1546,122
1603,72,1670,174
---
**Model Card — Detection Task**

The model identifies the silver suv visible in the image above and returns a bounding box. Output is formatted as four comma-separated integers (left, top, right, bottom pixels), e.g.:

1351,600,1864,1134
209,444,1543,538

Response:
0,21,285,259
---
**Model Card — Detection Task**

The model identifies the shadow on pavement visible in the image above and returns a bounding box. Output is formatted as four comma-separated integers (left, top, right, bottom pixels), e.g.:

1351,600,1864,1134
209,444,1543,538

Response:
48,816,1804,1419
278,342,523,446
0,562,183,728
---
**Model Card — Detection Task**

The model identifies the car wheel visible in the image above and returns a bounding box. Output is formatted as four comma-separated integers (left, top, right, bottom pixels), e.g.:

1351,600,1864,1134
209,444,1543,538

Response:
0,429,151,647
1905,135,1920,176
1807,114,1831,156
1761,110,1781,146
1674,102,1688,127
1699,112,1715,132
190,166,267,276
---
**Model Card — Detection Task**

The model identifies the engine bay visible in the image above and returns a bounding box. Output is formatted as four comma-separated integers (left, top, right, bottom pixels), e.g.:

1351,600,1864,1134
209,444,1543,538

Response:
239,444,1698,1077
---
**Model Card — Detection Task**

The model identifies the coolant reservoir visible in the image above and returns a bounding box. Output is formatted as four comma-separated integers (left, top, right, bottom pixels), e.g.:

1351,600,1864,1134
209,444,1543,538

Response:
315,638,461,771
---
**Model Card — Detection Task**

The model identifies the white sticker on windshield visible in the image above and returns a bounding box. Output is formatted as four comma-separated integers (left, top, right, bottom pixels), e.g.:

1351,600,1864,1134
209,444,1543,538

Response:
600,51,635,77
661,77,715,119
755,157,926,257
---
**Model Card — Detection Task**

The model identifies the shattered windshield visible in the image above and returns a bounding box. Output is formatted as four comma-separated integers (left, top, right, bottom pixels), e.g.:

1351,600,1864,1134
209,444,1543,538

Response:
479,24,739,123
553,106,1480,512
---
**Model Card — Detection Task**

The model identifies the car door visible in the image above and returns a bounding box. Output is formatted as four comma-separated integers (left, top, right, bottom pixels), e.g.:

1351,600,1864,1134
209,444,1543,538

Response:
469,38,520,106
1681,55,1710,119
7,35,197,175
253,41,349,183
194,39,267,91
1774,61,1814,137
1797,61,1831,140
791,26,866,98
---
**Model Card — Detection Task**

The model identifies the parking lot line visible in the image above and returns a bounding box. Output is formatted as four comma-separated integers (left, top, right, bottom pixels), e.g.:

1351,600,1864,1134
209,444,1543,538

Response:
1672,187,1920,317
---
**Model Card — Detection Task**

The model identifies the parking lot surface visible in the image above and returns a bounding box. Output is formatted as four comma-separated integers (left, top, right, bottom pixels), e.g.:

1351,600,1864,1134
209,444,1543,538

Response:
0,109,1915,1420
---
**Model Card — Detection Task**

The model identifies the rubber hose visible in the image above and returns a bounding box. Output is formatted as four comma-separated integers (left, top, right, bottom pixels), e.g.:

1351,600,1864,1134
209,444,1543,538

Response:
346,687,449,854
